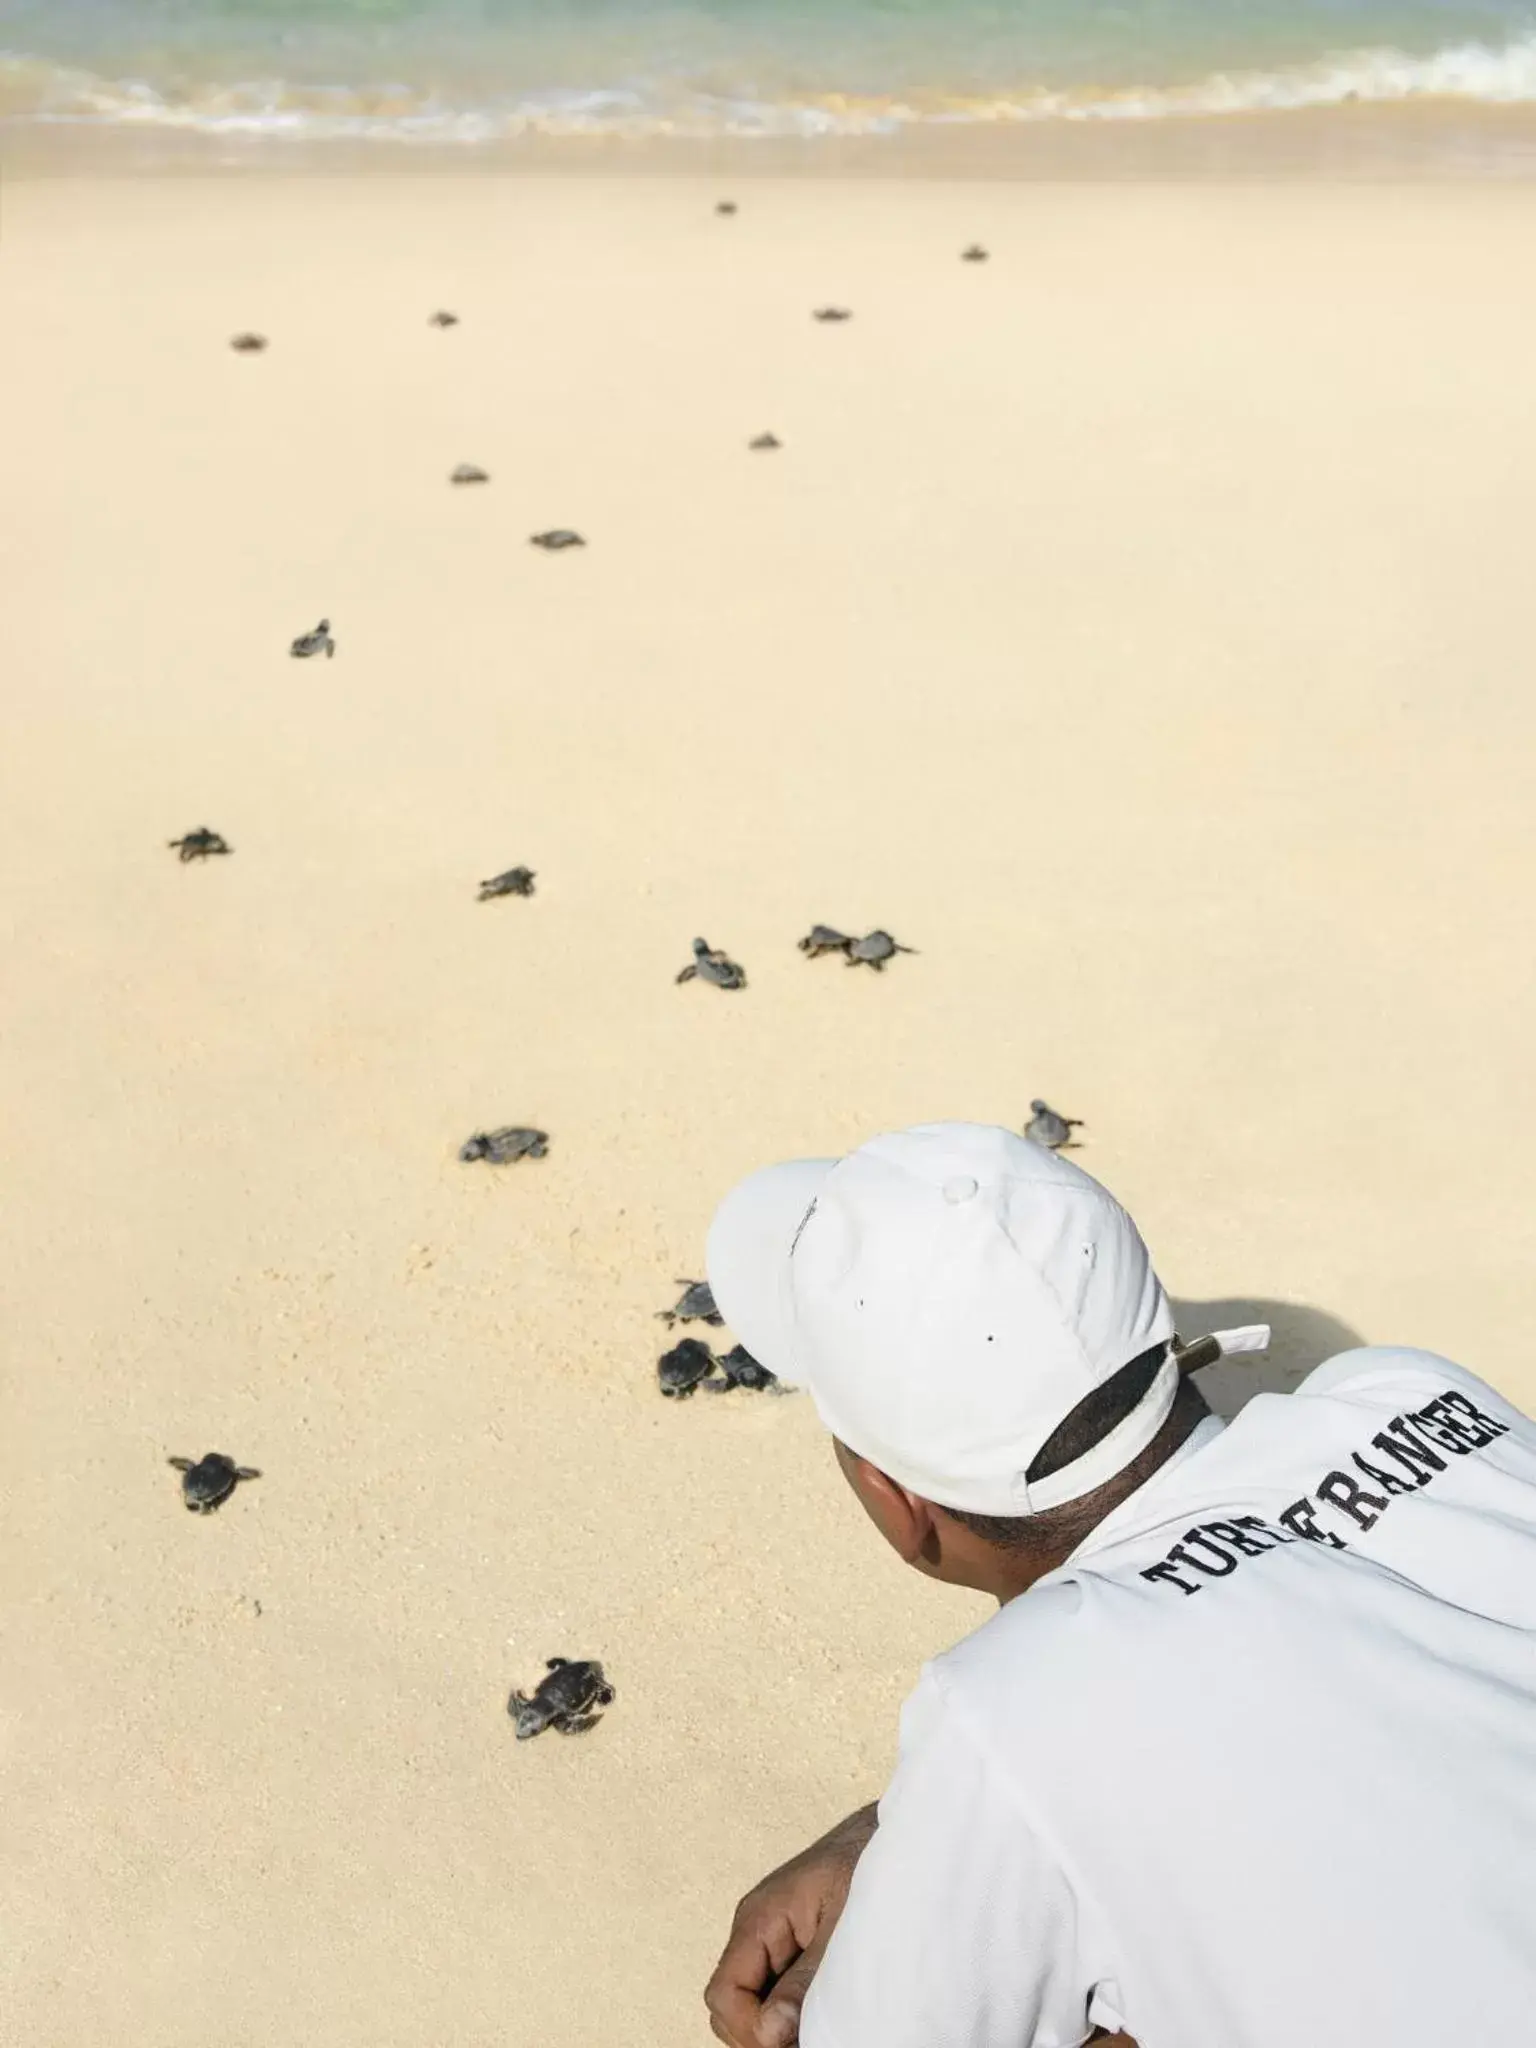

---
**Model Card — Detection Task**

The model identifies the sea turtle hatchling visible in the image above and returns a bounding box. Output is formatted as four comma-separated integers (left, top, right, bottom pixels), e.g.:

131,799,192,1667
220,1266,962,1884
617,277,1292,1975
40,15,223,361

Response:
290,618,335,659
706,1344,782,1394
655,1278,722,1329
716,200,738,216
508,1657,615,1739
459,1126,549,1164
530,529,585,551
477,867,536,900
962,244,990,262
798,923,853,958
451,463,490,485
676,937,746,991
657,1338,720,1398
168,1451,261,1513
1024,1099,1083,1150
749,433,782,451
813,307,853,322
845,929,916,970
168,827,231,862
428,309,460,327
230,332,268,352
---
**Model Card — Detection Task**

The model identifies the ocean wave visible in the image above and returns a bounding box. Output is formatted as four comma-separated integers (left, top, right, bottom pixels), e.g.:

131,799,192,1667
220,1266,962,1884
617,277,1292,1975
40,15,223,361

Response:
7,35,1536,142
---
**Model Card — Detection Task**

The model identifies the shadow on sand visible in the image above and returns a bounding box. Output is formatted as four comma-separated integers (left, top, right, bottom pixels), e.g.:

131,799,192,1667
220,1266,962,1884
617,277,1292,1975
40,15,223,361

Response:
1172,1297,1366,1421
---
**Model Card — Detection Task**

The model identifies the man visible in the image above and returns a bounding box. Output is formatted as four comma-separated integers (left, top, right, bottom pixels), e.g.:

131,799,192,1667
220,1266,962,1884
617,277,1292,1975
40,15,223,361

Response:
700,1122,1536,2048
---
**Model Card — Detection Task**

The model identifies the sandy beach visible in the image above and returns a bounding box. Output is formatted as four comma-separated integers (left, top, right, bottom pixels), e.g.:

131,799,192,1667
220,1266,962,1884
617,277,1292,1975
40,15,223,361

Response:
5,165,1536,2045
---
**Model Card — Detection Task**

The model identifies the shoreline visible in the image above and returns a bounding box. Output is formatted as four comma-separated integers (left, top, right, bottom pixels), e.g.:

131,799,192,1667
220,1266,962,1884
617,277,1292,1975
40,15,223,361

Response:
9,99,1536,180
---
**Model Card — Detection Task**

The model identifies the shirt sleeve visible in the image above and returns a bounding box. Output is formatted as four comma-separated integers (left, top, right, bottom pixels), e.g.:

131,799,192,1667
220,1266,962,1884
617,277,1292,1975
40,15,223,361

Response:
800,1666,1109,2048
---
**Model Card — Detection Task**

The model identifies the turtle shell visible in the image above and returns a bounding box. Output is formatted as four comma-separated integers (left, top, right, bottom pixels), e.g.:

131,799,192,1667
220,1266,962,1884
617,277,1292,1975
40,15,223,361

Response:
658,1339,718,1397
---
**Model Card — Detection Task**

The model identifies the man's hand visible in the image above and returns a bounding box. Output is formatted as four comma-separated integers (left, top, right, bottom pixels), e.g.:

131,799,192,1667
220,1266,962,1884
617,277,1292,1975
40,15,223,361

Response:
705,1803,879,2048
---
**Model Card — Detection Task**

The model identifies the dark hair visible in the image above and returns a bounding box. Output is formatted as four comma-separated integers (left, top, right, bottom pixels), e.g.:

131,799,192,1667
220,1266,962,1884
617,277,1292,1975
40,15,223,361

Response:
949,1341,1203,1554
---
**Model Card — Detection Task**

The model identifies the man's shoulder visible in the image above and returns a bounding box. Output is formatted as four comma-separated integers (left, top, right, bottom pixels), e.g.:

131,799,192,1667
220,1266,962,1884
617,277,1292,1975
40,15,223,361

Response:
1292,1344,1527,1421
926,1577,1119,1728
1227,1343,1532,1475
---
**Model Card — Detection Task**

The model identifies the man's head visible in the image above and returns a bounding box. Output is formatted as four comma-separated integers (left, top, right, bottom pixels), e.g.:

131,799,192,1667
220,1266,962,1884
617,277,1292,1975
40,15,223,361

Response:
706,1122,1210,1600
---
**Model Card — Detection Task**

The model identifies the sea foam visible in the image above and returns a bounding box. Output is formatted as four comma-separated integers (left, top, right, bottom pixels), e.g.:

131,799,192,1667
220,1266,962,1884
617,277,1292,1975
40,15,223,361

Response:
7,34,1536,142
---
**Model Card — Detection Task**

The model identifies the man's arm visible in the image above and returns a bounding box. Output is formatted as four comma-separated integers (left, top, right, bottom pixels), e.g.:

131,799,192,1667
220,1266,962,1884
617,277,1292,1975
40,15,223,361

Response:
706,1804,879,2048
798,1671,1106,2048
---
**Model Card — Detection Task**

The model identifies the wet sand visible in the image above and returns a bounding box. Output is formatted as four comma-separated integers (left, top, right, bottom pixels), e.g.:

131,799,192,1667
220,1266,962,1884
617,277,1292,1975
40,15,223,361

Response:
4,169,1536,2046
11,99,1536,179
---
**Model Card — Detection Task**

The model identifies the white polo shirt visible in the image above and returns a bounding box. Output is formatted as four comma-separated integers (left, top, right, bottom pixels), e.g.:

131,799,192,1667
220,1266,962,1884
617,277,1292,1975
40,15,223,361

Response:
801,1347,1536,2048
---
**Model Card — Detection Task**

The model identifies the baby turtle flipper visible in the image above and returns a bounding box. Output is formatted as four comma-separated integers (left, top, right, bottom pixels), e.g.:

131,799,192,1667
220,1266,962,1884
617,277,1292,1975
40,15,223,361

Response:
508,1691,544,1739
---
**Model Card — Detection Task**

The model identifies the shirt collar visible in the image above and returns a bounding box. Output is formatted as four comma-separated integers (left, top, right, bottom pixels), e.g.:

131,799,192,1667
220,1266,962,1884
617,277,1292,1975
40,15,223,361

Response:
1057,1412,1228,1570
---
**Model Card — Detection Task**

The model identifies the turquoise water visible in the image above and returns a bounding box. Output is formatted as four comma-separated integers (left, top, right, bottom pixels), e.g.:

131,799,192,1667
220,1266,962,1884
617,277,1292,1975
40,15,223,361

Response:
5,0,1536,138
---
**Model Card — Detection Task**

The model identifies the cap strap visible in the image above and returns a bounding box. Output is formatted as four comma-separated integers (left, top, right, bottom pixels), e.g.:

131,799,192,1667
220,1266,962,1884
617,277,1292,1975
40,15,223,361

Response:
1021,1351,1182,1513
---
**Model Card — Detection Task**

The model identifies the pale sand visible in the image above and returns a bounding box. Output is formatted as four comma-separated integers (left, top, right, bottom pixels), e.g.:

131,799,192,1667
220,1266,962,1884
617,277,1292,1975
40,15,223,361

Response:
4,171,1536,2046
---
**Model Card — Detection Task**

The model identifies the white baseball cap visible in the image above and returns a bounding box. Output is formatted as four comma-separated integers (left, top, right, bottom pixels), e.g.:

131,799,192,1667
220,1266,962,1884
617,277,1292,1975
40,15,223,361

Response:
705,1121,1178,1515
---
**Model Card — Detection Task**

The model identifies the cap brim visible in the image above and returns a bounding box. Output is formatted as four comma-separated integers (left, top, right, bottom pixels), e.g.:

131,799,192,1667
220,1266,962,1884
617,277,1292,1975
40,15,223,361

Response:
705,1157,833,1387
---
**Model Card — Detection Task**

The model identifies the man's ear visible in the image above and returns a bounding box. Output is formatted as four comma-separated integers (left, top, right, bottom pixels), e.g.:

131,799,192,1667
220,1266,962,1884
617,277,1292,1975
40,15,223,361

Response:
836,1443,942,1567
